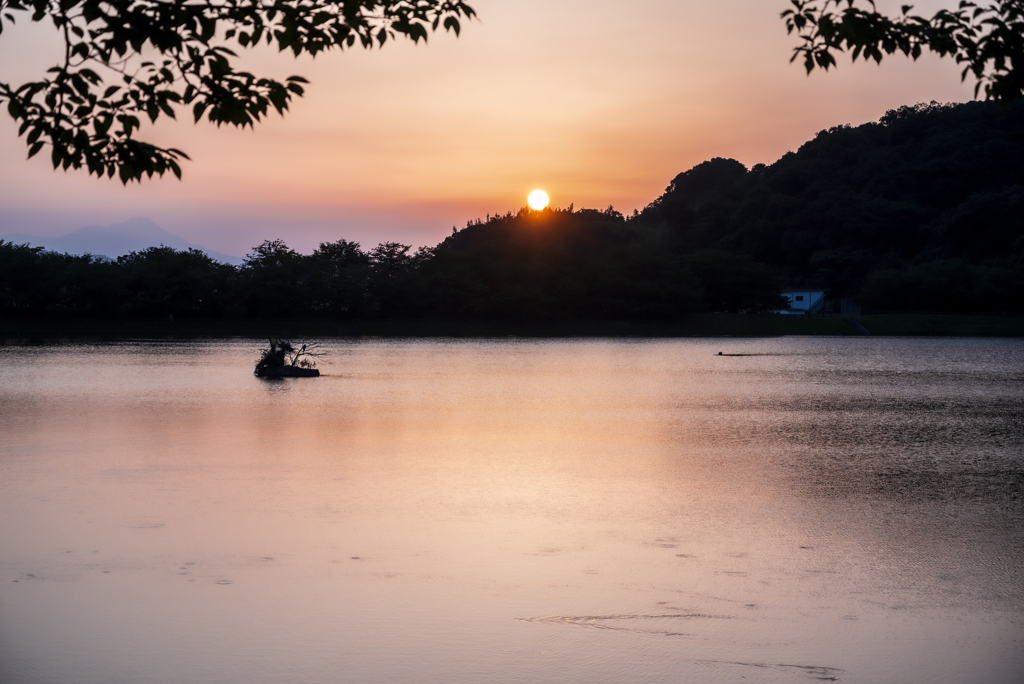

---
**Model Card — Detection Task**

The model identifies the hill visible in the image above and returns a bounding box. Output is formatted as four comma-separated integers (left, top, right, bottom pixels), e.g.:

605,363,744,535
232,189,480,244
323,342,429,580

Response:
418,99,1024,316
635,100,1024,312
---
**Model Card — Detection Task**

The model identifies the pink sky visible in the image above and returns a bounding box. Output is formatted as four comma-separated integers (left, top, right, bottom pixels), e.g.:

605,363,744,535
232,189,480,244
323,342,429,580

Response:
0,0,974,257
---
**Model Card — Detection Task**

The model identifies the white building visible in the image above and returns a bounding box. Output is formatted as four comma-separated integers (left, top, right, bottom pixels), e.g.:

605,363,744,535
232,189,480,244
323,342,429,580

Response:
779,290,825,314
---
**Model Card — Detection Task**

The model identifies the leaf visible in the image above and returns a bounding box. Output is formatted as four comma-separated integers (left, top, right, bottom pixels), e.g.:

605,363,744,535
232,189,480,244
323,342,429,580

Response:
199,16,216,42
27,141,43,158
94,115,112,136
71,73,91,97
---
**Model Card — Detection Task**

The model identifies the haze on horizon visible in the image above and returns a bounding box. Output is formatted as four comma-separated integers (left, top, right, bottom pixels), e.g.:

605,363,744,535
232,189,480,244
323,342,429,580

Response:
0,0,974,257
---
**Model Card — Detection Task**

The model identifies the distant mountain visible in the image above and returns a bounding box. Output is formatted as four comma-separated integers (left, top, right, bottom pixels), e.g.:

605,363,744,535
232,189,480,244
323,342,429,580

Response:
1,217,244,265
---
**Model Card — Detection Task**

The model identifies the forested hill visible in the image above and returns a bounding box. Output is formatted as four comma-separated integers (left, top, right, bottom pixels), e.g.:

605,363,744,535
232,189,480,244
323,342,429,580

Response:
2,101,1022,320
636,100,1024,311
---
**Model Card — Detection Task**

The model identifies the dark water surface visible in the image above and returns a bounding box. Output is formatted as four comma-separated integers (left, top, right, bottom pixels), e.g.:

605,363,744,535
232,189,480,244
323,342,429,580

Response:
1,338,1022,683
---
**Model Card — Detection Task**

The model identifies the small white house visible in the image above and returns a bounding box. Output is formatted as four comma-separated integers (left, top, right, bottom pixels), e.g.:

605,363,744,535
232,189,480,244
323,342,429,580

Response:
779,290,825,314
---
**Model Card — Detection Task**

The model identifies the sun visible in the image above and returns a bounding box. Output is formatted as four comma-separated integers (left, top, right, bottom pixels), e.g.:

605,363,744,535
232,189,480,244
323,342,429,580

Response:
527,190,549,210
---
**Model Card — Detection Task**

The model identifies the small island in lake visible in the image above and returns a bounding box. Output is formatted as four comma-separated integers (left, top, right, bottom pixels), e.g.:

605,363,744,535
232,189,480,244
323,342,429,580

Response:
255,339,323,377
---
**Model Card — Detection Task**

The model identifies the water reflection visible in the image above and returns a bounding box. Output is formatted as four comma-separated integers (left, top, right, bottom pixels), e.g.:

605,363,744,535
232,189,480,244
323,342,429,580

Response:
0,338,1022,684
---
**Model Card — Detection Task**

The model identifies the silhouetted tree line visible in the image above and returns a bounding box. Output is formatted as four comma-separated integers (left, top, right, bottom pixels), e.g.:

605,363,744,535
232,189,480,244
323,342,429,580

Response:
2,100,1022,319
0,214,783,320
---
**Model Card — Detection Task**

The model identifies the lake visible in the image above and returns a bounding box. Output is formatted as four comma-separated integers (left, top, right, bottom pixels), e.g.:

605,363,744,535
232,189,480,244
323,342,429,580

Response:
1,337,1022,683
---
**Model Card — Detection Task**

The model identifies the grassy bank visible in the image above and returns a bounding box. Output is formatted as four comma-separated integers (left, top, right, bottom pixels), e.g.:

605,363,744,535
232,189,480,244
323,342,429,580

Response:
1,314,1021,343
860,314,1024,337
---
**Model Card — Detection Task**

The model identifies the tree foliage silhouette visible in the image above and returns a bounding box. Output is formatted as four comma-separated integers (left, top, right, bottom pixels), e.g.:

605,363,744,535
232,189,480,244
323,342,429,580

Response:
784,0,1024,103
0,0,475,182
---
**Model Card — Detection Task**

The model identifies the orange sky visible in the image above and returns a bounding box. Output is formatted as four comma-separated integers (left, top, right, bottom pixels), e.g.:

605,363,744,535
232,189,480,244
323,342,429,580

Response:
0,0,975,256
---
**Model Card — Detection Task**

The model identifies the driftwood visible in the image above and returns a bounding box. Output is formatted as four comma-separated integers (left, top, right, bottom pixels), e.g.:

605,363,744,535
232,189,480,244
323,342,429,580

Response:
256,365,320,378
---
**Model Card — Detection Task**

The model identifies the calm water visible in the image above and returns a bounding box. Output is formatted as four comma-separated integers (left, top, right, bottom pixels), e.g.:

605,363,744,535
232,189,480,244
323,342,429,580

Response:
1,338,1022,684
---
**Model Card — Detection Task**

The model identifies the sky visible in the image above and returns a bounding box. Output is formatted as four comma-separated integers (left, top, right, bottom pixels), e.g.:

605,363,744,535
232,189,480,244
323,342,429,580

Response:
0,0,975,258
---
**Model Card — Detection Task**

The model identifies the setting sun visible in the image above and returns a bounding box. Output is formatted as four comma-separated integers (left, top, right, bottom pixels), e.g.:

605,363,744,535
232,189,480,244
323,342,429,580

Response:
527,190,549,210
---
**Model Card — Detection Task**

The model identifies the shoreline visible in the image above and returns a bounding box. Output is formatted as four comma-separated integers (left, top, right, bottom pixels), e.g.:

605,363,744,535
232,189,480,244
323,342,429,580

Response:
2,314,1023,343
